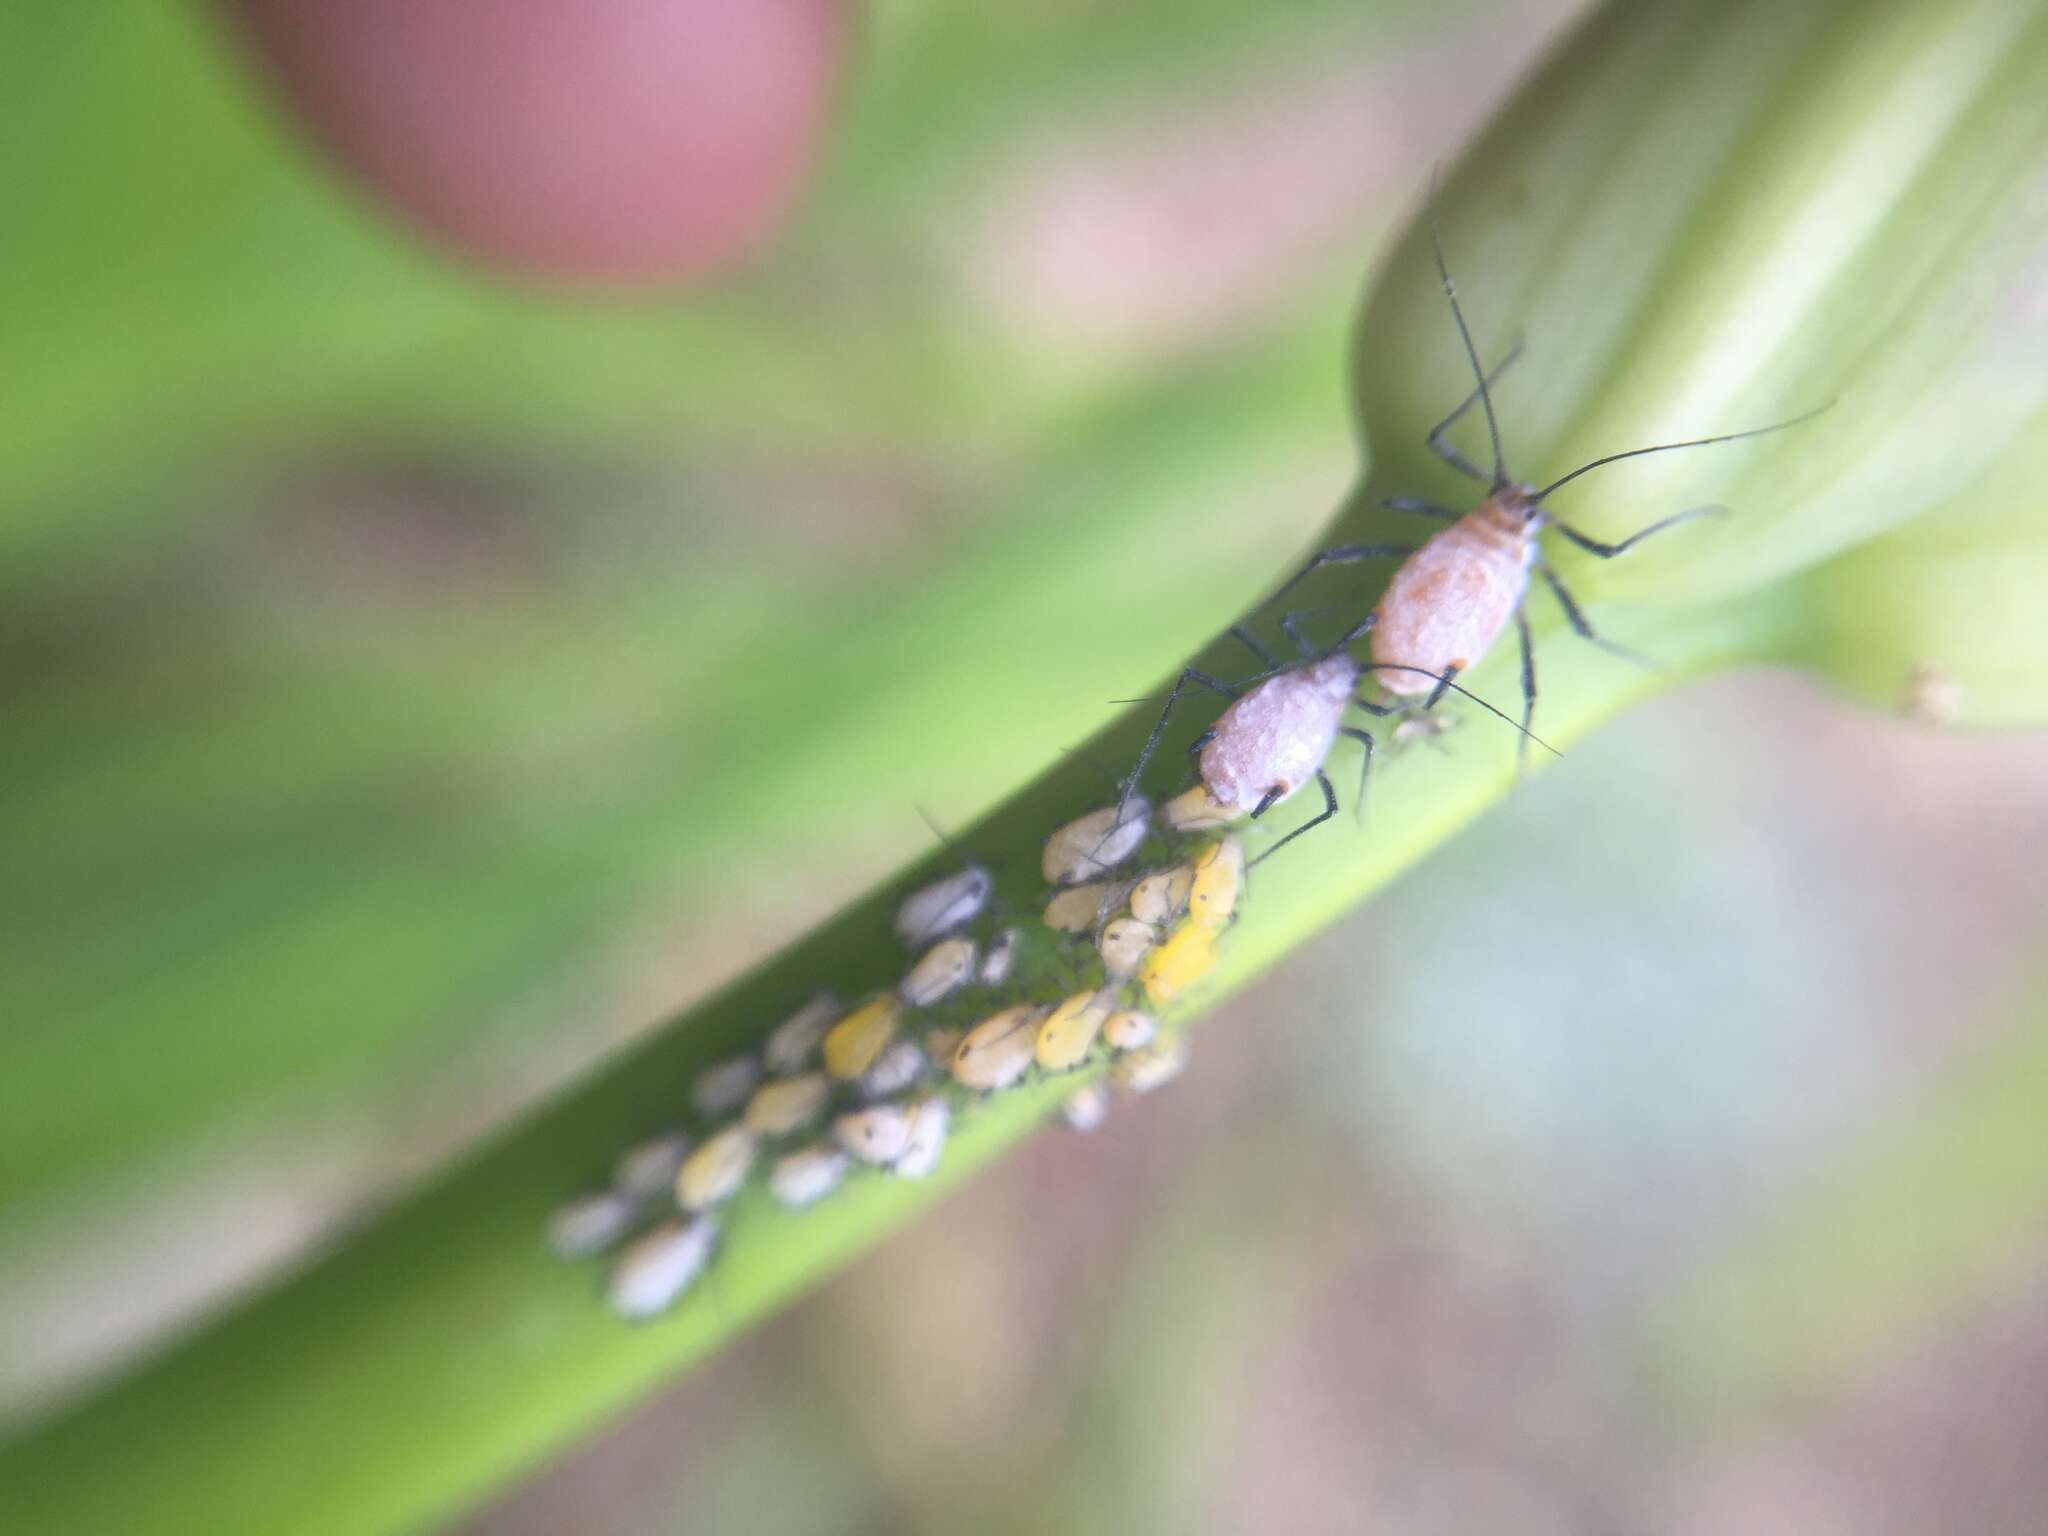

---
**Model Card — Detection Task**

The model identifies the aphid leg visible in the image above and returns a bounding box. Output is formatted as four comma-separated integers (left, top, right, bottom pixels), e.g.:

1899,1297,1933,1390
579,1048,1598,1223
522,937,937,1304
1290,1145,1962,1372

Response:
1513,609,1537,771
1535,563,1658,670
1546,503,1726,558
1278,606,1348,658
1227,624,1283,670
1383,496,1461,521
1423,337,1526,481
1422,663,1462,711
1264,545,1415,614
1119,668,1240,820
1248,771,1340,868
1339,725,1375,824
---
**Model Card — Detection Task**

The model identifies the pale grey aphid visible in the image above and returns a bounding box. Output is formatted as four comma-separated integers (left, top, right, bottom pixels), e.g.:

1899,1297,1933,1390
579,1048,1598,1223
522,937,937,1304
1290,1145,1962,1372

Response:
860,1039,930,1101
899,936,979,1008
980,925,1022,987
894,865,995,949
607,1217,719,1320
691,1054,762,1120
770,1145,852,1209
1042,799,1151,886
547,1189,638,1259
612,1131,691,1202
890,1097,951,1180
764,992,840,1076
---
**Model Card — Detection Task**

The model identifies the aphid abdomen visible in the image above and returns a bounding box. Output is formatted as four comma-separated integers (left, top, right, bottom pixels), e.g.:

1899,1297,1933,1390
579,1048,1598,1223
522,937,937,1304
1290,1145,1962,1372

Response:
1198,655,1357,813
1371,510,1533,695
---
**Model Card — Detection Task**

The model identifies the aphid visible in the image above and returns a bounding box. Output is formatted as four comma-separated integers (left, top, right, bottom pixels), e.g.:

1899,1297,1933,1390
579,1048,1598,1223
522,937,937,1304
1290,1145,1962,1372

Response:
607,1216,719,1320
1264,192,1825,749
1141,922,1219,1008
1129,864,1194,927
1103,1009,1158,1052
1122,633,1532,867
547,1189,638,1259
860,1038,930,1100
769,1145,852,1210
1044,799,1152,885
890,1097,952,1180
895,864,995,949
1111,1033,1190,1095
1187,838,1244,929
1097,916,1160,980
951,1004,1046,1092
742,1073,832,1139
1160,785,1236,833
764,992,840,1076
979,925,1023,988
1058,1081,1113,1133
691,1054,762,1120
675,1124,757,1211
1036,989,1112,1072
836,1103,915,1165
823,995,904,1080
899,936,979,1008
1043,881,1125,934
612,1130,692,1202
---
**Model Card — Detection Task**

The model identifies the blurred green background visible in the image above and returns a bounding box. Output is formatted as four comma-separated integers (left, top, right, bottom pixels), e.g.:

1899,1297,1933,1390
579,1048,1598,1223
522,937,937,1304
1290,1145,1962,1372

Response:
6,1,2047,1530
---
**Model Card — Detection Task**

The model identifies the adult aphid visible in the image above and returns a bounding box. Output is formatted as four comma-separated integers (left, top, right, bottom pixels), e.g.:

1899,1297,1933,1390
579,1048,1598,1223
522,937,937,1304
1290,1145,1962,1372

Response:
1268,189,1827,748
1120,624,1543,866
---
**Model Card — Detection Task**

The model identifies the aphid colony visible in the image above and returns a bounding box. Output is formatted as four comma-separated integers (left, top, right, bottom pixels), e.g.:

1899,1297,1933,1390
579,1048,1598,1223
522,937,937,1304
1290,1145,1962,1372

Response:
551,186,1813,1325
549,799,1237,1321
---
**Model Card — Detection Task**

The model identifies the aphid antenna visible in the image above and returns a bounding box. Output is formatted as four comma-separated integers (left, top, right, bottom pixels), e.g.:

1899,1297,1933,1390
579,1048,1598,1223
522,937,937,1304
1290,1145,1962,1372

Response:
1532,398,1836,507
1428,166,1511,491
911,804,1008,885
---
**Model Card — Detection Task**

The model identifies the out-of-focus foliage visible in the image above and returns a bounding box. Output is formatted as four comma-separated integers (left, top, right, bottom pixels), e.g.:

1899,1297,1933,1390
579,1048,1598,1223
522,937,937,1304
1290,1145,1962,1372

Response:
1,0,2044,1532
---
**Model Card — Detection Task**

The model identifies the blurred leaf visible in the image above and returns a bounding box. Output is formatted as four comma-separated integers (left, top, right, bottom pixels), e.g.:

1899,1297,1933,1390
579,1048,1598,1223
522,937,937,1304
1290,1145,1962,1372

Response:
3,0,2045,1531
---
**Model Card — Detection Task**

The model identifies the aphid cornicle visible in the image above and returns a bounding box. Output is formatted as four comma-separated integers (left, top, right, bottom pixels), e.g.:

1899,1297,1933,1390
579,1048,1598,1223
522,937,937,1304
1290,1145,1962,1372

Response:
1264,190,1825,748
